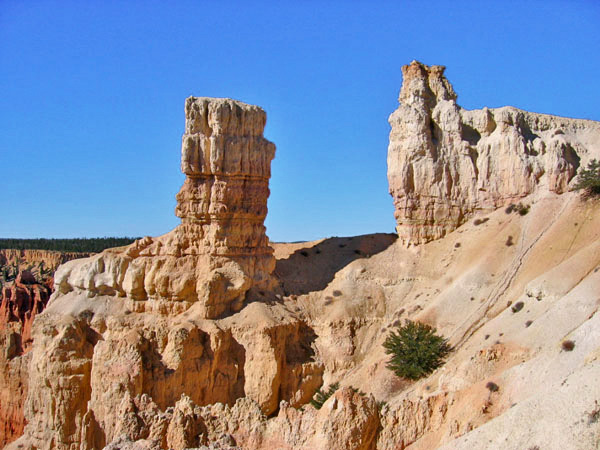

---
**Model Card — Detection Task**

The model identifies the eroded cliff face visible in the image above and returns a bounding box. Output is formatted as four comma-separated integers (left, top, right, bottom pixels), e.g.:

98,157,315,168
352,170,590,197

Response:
54,98,276,320
0,272,52,447
0,250,92,447
387,60,600,245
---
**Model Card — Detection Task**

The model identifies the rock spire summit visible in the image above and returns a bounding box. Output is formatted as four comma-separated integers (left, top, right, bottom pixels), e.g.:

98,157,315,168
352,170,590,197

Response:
54,97,276,318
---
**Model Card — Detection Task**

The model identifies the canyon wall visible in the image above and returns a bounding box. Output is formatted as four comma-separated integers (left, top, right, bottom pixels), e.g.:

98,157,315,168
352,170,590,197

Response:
0,249,94,271
387,60,600,245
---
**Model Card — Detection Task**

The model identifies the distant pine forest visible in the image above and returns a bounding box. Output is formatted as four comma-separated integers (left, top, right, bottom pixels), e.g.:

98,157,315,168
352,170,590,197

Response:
0,237,139,253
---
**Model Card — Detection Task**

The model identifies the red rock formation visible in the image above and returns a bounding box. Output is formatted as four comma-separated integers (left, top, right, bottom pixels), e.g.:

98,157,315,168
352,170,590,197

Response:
0,271,52,447
1,271,52,353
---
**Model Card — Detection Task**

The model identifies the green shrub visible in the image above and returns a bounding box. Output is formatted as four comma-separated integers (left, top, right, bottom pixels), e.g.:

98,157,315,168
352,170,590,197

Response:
310,382,339,409
516,203,530,216
562,340,575,351
383,321,451,380
573,159,600,196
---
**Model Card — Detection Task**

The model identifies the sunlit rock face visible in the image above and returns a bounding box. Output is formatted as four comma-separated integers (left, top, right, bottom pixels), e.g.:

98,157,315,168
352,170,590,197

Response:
10,99,325,450
54,97,277,319
387,60,599,245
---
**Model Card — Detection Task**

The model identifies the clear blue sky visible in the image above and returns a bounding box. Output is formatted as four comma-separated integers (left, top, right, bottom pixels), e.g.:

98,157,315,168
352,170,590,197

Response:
1,1,599,242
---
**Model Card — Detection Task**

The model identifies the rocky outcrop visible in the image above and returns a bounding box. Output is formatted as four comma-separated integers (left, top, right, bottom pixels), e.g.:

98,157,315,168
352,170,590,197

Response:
1,271,52,354
102,387,380,450
0,271,52,447
10,98,325,450
17,295,322,449
387,60,600,245
54,97,276,319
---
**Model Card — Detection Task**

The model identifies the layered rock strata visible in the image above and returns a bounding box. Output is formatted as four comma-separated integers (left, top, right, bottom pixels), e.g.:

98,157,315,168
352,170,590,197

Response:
388,60,600,245
103,387,380,450
0,249,94,271
54,97,276,319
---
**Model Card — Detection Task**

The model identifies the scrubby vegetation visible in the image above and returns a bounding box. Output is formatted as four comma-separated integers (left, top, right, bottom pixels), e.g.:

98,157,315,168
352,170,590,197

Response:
511,301,524,313
310,382,340,409
486,381,499,392
516,203,530,216
383,320,452,380
505,203,530,215
573,159,600,196
0,237,139,253
562,340,575,351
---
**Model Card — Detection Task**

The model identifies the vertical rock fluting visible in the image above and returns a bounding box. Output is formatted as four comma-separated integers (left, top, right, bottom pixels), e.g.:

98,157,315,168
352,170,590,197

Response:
0,272,52,447
387,60,598,245
53,97,277,319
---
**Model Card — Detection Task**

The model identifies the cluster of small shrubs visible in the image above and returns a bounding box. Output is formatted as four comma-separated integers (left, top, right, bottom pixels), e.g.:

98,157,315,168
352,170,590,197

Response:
383,320,451,380
505,203,530,215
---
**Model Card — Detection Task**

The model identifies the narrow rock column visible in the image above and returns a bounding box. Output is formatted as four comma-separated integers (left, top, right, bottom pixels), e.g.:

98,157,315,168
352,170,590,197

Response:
52,97,277,319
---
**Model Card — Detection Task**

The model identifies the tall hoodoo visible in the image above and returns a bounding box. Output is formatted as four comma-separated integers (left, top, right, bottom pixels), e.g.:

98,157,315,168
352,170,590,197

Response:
387,60,597,245
53,97,276,319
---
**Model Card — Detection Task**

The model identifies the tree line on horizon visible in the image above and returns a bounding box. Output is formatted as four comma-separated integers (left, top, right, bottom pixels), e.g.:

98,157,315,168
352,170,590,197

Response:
0,237,139,253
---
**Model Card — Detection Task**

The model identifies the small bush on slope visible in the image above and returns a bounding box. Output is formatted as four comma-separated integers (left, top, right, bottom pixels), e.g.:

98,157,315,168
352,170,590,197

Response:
573,159,600,196
383,320,452,380
310,382,340,409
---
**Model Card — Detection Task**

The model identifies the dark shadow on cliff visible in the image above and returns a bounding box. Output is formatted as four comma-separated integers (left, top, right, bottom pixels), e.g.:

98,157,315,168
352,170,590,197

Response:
273,233,397,296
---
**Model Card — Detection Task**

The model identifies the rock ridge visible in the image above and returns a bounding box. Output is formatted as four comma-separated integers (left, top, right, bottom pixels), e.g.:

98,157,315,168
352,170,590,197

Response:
387,60,600,245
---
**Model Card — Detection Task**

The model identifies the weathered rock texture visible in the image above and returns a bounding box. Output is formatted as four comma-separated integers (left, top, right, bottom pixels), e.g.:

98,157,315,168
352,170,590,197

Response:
9,98,325,450
1,271,51,354
54,97,276,319
388,60,600,245
0,251,90,448
101,387,380,450
0,272,52,447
